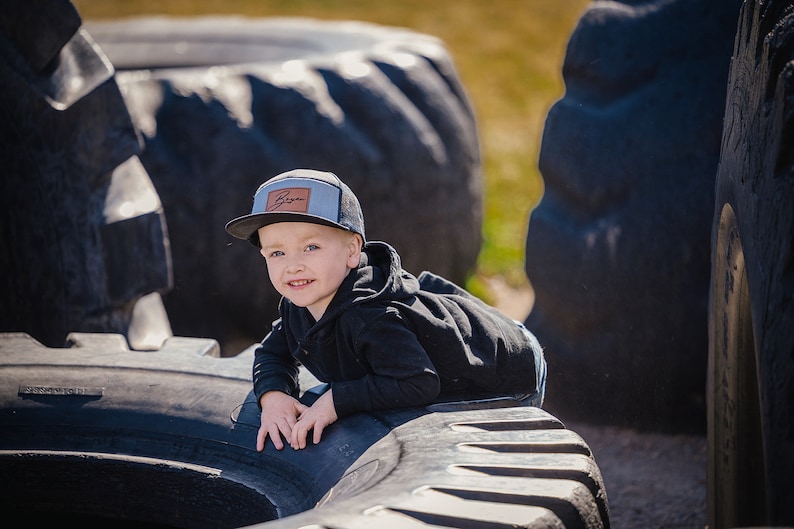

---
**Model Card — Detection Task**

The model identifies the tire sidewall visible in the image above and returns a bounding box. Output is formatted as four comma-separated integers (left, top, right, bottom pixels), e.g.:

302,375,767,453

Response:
707,1,794,526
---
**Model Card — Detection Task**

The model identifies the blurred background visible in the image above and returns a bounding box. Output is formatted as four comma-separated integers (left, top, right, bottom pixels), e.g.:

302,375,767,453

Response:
72,0,591,313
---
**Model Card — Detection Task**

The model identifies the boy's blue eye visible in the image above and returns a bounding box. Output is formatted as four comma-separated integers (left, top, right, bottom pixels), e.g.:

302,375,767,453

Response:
306,244,319,251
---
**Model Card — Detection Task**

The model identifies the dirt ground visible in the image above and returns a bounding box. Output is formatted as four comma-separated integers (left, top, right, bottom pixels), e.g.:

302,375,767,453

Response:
488,278,709,529
567,420,707,529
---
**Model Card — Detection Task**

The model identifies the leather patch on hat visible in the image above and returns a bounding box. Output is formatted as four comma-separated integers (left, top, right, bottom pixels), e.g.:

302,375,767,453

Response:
266,188,311,213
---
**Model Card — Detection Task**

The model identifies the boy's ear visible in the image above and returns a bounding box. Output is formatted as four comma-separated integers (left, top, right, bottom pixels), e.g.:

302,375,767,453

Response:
347,234,363,268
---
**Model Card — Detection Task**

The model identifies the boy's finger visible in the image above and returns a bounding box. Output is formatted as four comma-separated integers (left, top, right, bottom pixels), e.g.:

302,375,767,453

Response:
256,428,266,452
295,420,314,450
291,424,305,450
269,425,285,450
313,423,324,445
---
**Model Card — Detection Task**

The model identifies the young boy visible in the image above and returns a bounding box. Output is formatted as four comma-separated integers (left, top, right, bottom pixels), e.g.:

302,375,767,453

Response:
225,169,546,451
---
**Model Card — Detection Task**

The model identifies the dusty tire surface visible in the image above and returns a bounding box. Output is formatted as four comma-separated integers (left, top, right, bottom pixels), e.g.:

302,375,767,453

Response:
524,0,741,431
707,0,794,527
0,3,172,350
85,17,483,351
0,332,609,529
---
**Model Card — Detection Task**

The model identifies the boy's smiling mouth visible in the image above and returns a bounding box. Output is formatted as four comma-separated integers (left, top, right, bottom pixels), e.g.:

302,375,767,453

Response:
288,279,313,287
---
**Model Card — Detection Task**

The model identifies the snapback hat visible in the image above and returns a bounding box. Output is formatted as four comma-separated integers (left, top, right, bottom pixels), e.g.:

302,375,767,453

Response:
225,169,366,247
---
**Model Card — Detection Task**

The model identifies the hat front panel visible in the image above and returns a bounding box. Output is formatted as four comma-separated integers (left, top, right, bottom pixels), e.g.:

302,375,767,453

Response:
252,177,341,223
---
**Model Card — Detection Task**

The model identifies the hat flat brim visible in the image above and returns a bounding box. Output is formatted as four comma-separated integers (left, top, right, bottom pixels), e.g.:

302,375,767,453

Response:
225,211,353,246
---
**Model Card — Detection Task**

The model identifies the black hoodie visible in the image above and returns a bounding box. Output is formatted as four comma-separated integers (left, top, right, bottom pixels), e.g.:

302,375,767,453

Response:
253,241,544,417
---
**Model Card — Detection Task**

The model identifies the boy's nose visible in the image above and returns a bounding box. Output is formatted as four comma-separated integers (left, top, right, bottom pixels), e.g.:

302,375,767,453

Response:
285,258,304,273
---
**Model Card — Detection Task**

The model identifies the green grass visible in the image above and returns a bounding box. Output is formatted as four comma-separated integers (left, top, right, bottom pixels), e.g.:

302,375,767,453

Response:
74,0,589,294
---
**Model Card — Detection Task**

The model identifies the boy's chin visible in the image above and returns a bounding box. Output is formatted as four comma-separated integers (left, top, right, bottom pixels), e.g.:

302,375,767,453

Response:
285,297,310,309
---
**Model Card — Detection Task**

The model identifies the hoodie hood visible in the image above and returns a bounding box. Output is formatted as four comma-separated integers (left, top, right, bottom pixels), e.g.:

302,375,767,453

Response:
320,241,419,323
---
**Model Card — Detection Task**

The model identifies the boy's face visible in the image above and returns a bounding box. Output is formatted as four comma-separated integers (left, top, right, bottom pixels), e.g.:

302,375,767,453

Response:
258,221,362,321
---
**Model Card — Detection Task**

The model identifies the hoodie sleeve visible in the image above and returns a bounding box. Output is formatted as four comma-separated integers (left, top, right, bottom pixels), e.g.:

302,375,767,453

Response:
330,308,441,417
252,318,301,407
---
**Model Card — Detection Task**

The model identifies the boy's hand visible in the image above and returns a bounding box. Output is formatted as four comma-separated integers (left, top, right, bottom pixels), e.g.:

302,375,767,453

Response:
257,390,308,451
290,389,338,450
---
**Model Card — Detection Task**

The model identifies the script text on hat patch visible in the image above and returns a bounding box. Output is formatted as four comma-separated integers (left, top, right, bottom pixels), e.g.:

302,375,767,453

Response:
267,188,311,213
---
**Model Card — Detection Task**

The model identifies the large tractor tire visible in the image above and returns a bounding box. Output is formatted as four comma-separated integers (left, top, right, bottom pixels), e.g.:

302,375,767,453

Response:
707,0,794,527
0,2,172,350
84,17,483,353
524,0,741,432
0,332,610,529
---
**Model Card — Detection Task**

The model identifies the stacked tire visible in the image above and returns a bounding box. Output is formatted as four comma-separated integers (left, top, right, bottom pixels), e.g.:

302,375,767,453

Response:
0,332,610,529
0,1,172,351
707,0,794,526
524,0,741,433
86,17,484,352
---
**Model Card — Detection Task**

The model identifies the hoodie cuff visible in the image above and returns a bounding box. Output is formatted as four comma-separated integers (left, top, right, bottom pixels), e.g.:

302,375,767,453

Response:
331,380,370,417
